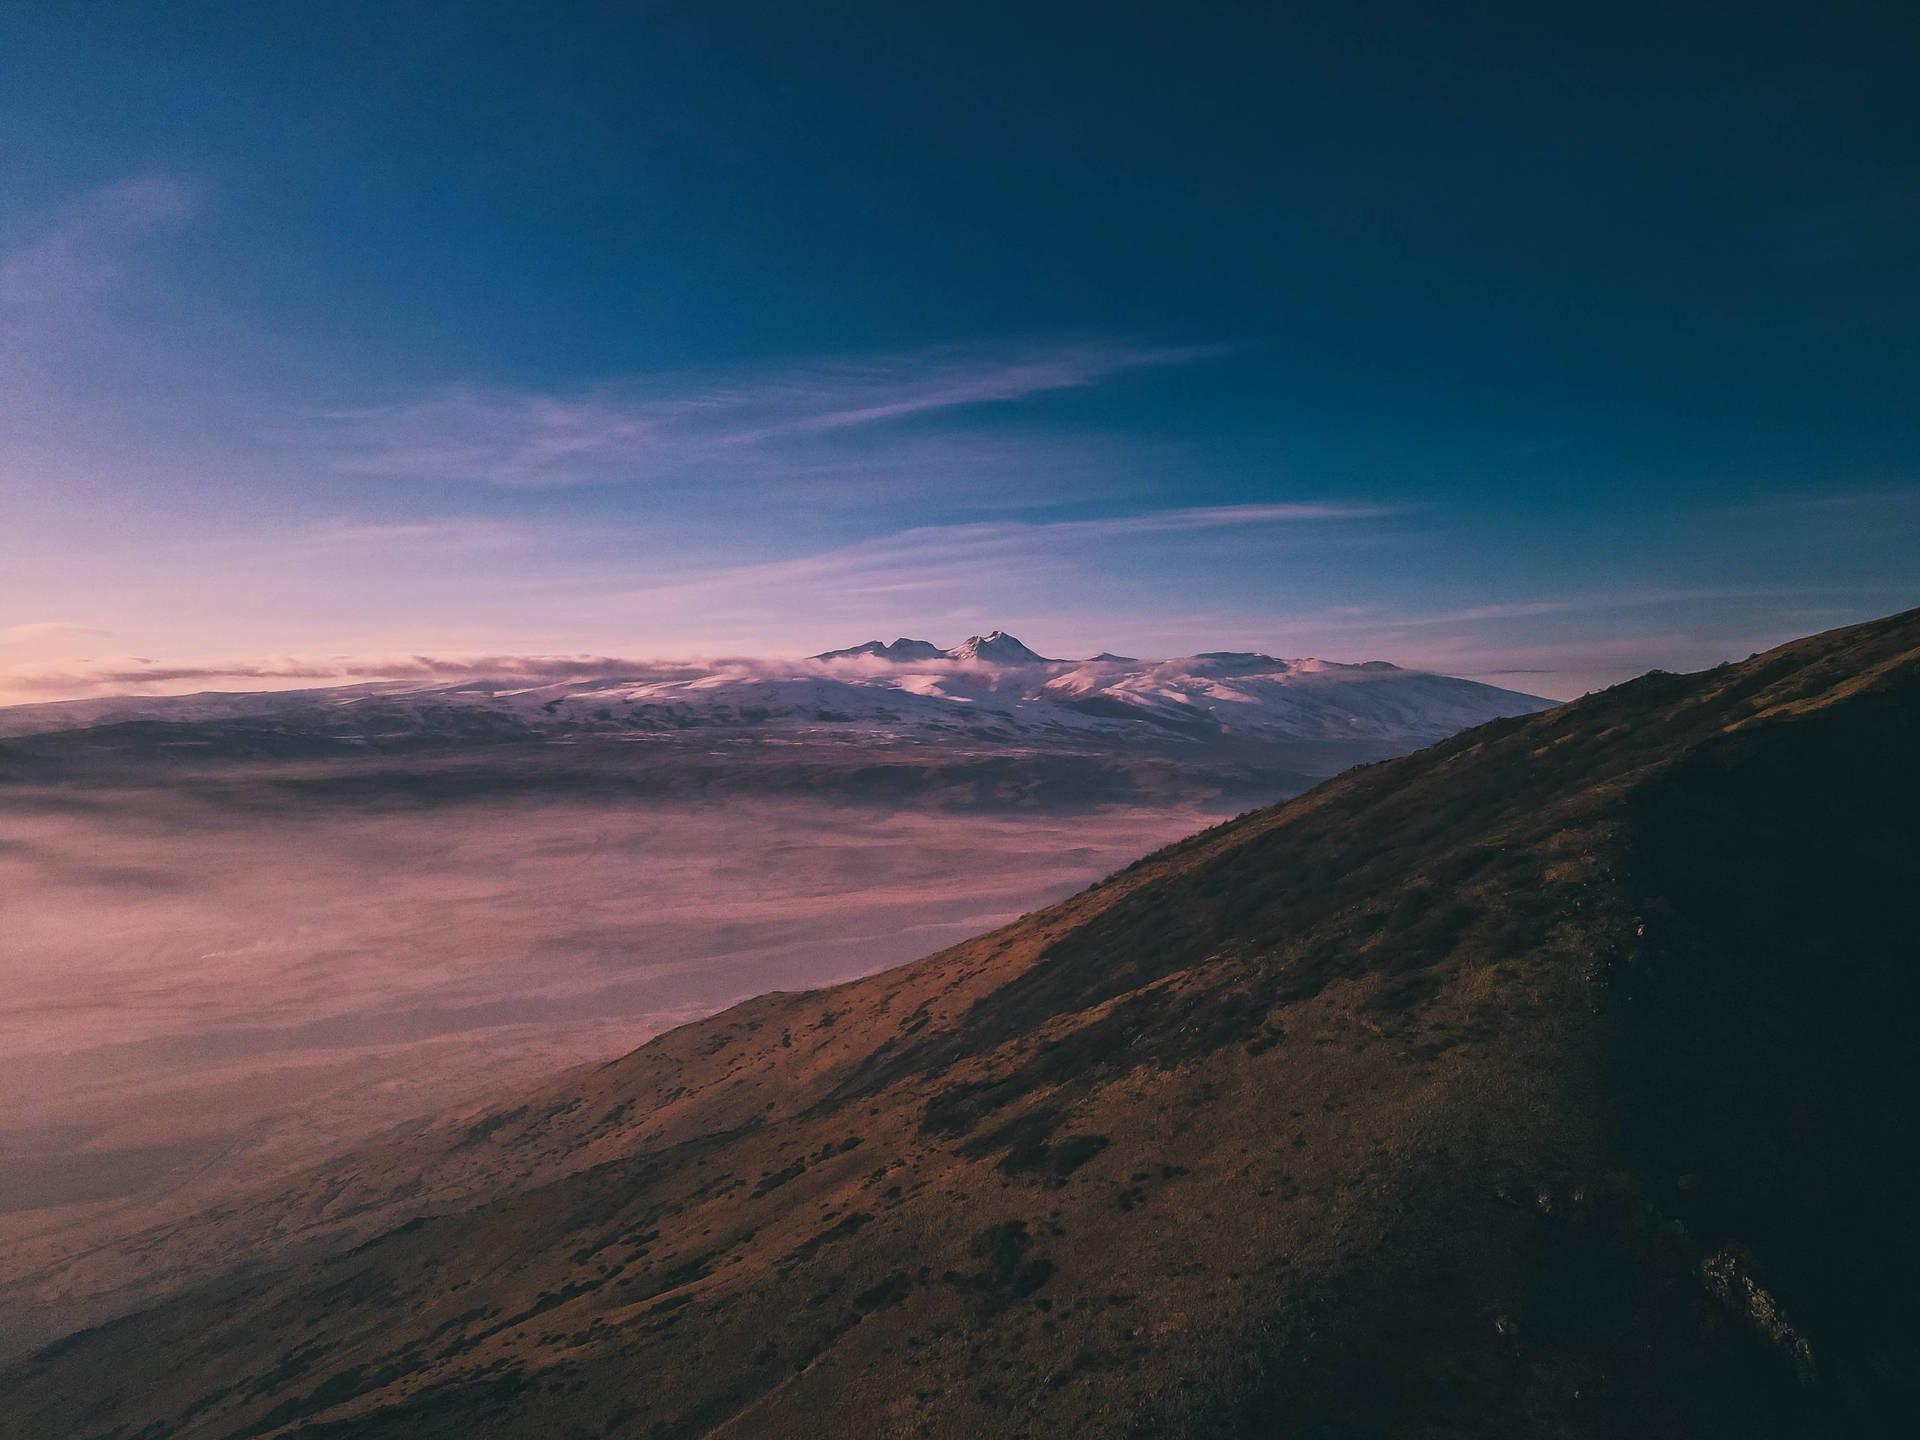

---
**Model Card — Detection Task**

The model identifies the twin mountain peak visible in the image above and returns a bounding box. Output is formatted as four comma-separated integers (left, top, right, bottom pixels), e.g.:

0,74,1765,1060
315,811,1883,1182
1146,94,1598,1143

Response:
812,630,1368,670
813,630,1053,664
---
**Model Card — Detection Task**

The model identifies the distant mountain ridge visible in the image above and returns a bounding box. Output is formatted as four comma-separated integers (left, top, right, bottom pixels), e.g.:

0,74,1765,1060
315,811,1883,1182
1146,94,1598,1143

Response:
0,632,1552,753
809,637,950,662
812,629,1057,663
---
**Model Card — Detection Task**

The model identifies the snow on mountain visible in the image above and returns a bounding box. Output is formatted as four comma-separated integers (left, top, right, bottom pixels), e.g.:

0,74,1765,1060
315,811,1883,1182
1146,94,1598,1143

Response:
810,637,948,662
1037,650,1549,741
945,630,1057,665
0,632,1555,749
814,631,1056,665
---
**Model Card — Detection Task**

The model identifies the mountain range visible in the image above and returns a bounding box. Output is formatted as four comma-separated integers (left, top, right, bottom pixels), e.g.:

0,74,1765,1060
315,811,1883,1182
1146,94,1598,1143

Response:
6,609,1915,1436
0,633,1550,789
815,630,1057,666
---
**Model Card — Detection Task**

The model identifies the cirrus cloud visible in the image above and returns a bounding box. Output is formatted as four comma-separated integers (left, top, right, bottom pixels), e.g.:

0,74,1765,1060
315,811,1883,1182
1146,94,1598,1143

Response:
322,340,1223,489
0,172,201,314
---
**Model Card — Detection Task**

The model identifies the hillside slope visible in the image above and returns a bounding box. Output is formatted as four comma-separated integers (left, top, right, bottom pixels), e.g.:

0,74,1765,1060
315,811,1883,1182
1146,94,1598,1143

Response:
6,611,1917,1438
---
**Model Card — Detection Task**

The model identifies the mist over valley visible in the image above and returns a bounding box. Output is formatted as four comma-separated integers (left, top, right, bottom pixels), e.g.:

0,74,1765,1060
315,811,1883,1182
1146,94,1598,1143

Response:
0,634,1547,1349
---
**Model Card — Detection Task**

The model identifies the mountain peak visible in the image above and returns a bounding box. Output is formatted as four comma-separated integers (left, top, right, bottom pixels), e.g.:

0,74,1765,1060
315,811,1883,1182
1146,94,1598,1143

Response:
811,637,947,662
948,630,1053,664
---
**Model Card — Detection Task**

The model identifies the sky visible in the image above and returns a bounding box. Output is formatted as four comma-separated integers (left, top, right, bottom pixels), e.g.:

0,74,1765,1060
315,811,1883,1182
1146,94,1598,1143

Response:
2,0,1917,702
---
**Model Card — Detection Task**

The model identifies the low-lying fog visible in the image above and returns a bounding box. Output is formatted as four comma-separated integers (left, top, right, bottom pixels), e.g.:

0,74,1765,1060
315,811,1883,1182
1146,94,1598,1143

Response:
0,785,1221,1262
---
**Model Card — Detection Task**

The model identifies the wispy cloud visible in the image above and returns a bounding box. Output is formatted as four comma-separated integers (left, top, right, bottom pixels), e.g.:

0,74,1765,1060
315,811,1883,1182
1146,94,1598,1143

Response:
0,173,201,313
0,503,1399,700
323,341,1220,488
0,653,677,703
594,502,1399,614
0,651,832,702
2,622,114,644
1714,484,1920,515
1301,583,1920,639
1391,600,1576,626
1038,502,1400,537
212,518,536,561
1274,582,1920,699
7,659,346,692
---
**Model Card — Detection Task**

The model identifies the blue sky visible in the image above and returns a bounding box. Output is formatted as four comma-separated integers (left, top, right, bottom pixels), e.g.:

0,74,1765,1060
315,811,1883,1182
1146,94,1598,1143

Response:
2,1,1916,700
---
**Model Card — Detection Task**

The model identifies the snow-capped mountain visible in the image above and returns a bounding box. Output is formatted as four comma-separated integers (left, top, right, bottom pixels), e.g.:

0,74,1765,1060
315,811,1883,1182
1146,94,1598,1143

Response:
0,632,1554,751
813,631,1057,665
810,637,949,662
944,630,1056,665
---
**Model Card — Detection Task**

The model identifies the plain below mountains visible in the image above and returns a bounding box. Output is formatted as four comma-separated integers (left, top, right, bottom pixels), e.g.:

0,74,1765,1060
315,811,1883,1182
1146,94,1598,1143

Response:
5,609,1916,1437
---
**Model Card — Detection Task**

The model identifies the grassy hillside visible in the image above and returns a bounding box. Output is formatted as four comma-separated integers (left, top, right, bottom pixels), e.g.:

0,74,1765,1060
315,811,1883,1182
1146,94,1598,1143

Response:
6,610,1917,1438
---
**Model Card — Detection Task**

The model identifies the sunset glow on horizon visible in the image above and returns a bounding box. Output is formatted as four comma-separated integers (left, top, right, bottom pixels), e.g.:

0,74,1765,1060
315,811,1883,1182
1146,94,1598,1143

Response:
4,5,1916,700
